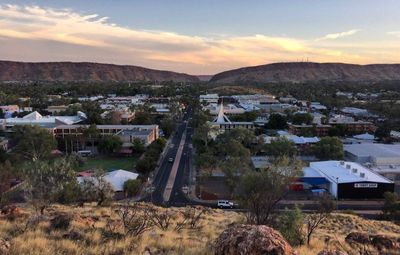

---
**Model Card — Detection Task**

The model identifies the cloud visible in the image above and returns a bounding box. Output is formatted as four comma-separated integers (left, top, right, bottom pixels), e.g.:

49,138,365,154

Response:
317,29,361,41
0,5,398,74
387,31,400,37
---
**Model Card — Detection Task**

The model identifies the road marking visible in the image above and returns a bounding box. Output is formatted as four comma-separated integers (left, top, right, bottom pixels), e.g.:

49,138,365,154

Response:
163,127,187,202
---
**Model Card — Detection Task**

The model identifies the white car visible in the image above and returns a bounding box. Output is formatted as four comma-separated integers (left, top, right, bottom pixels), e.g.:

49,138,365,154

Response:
217,200,234,209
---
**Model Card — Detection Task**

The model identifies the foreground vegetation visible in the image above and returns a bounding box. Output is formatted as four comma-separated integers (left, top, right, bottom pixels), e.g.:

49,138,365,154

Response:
0,204,399,255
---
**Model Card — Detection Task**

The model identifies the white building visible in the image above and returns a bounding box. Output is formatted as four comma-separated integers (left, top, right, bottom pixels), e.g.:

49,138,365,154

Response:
199,94,219,104
306,161,394,199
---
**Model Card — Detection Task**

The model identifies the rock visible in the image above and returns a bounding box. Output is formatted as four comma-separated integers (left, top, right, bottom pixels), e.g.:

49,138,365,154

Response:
214,224,297,255
344,232,371,245
143,247,165,255
0,238,10,253
1,205,22,220
63,230,84,241
371,235,400,250
317,250,348,255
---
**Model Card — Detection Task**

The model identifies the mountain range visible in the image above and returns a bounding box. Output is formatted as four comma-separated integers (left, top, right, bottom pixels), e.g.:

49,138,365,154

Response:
2,61,400,84
0,61,199,82
210,62,400,84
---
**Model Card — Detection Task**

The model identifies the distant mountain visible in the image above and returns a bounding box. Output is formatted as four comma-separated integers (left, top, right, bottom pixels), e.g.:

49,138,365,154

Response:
196,75,213,82
0,61,199,82
210,62,400,84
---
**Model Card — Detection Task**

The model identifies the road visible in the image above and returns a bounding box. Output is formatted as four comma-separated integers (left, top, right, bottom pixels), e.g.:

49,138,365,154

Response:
143,107,192,206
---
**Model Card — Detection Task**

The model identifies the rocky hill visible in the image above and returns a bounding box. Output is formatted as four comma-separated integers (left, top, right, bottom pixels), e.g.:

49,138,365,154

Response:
0,61,199,82
210,62,400,84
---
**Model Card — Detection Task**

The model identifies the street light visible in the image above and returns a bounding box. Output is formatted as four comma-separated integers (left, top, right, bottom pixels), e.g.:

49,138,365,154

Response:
336,177,339,210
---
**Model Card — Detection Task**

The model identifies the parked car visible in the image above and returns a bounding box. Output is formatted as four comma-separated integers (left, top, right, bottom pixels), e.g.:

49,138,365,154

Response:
217,200,234,209
168,157,174,163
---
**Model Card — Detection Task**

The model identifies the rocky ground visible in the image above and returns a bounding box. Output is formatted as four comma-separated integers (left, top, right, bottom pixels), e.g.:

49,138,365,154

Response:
0,204,399,255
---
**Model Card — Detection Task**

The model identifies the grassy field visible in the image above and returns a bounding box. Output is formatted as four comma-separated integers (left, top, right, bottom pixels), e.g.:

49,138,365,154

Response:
78,156,138,171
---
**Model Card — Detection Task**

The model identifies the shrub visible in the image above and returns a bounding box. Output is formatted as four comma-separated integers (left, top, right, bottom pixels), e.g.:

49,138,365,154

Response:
50,213,72,231
278,206,305,246
123,179,142,197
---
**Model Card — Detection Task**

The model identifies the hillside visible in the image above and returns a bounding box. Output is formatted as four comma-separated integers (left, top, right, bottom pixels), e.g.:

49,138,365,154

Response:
1,204,399,254
210,62,400,84
0,61,199,83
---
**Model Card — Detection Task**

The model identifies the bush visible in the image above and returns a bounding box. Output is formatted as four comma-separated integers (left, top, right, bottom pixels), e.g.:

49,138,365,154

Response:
123,179,142,197
50,213,72,231
278,206,305,246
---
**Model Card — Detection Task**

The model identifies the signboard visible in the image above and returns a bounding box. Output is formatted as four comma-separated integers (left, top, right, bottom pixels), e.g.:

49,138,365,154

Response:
354,183,378,188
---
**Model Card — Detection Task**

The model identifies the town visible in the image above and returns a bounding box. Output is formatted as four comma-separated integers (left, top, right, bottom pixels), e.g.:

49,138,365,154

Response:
1,1,400,254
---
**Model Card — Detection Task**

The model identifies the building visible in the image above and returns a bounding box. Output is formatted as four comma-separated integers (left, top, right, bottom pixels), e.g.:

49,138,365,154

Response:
208,102,254,132
46,105,69,114
205,103,245,116
232,94,277,105
306,161,394,199
341,107,369,117
288,123,331,137
344,144,400,165
54,124,159,147
0,105,19,113
329,117,376,134
0,111,87,131
199,94,219,104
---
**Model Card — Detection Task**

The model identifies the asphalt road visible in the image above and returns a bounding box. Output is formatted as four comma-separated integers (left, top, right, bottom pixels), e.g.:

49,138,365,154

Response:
143,108,192,206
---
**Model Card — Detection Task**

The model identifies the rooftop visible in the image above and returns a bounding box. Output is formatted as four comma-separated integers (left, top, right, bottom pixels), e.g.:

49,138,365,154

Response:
344,143,400,158
309,161,392,184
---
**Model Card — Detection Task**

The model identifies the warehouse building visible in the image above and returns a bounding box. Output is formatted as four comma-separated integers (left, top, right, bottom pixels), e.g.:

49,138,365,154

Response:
306,161,394,199
344,144,400,165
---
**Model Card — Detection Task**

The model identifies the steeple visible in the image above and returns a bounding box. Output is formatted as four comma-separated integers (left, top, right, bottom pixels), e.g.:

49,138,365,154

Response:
213,99,231,124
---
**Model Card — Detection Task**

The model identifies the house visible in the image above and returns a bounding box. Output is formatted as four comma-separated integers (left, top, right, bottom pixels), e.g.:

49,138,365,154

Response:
305,161,394,199
46,105,68,114
103,170,139,192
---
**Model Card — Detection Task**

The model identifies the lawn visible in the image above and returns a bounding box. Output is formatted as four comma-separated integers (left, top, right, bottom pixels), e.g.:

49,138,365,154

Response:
79,156,138,171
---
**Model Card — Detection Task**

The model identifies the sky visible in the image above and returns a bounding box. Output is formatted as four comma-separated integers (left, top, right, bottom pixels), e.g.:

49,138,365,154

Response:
0,1,400,74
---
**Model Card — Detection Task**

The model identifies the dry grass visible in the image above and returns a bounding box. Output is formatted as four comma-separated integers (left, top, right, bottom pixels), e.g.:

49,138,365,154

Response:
0,204,242,255
0,205,399,255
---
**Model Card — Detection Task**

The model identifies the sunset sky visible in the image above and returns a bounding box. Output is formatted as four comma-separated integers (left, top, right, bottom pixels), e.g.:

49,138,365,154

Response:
0,0,400,74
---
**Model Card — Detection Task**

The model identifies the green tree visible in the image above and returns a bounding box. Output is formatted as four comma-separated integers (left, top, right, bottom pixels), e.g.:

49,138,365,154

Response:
291,113,313,125
80,169,114,206
375,126,391,142
279,206,305,246
0,161,15,202
265,137,297,158
267,114,287,129
24,157,77,214
98,135,122,154
132,138,145,154
82,124,100,152
12,125,57,162
82,101,103,124
123,179,142,197
313,137,344,160
237,158,302,225
160,117,176,137
383,192,400,220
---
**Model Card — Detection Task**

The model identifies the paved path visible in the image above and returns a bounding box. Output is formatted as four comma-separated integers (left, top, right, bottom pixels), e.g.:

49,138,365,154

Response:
163,126,187,202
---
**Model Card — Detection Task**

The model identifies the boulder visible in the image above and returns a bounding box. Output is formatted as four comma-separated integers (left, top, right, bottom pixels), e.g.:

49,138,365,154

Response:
371,235,400,250
344,232,371,245
317,250,348,255
0,238,10,253
214,224,297,255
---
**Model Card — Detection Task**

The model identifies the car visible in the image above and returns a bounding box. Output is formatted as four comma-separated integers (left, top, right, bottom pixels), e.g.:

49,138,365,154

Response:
168,157,174,163
217,200,234,209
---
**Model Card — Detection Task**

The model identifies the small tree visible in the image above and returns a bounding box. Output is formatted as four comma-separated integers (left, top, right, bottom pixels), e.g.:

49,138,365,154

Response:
313,137,344,160
305,195,335,245
98,135,122,154
123,179,142,197
383,192,400,220
237,158,302,225
265,137,297,158
118,202,154,237
24,158,77,214
132,138,145,154
12,125,57,162
81,170,114,206
278,205,305,246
